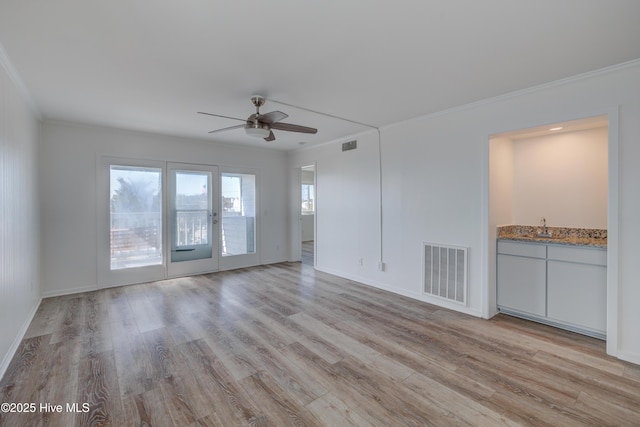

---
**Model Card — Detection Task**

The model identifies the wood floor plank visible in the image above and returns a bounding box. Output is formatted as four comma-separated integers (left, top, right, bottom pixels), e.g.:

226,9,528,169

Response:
401,372,518,427
1,260,639,426
190,311,260,381
80,290,113,357
289,312,414,381
75,349,124,427
111,329,155,398
125,285,166,333
257,306,346,365
49,296,85,344
238,371,322,426
230,320,327,406
280,342,422,426
305,393,372,427
177,339,262,426
23,297,61,339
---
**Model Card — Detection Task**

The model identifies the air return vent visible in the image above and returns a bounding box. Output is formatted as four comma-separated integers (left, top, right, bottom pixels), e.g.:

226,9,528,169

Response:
342,140,357,151
423,243,468,305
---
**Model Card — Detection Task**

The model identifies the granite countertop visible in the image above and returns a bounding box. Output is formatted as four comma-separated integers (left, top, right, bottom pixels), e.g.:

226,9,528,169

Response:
497,225,607,248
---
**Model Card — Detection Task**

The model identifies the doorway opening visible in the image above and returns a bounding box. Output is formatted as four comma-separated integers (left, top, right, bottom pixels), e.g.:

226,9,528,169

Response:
301,165,315,266
167,162,219,278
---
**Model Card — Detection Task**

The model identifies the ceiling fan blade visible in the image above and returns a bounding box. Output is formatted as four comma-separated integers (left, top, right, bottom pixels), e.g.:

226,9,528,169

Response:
198,111,247,122
258,111,288,124
271,122,318,134
208,124,245,134
264,131,276,142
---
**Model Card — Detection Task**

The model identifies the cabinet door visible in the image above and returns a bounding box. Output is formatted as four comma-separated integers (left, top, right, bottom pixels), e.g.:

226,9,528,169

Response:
547,261,606,333
497,254,546,316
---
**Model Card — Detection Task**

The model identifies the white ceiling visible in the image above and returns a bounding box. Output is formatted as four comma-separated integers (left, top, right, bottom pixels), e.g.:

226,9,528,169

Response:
1,1,639,151
494,115,609,141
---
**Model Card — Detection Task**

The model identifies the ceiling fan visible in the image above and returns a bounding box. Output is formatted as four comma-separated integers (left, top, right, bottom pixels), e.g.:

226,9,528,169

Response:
198,95,318,141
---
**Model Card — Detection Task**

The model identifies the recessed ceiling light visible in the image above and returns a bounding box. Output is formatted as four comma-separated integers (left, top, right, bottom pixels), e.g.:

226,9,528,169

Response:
549,127,563,131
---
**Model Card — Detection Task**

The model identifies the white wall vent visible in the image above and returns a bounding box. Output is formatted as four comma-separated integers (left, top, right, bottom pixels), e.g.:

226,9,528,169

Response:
423,243,468,305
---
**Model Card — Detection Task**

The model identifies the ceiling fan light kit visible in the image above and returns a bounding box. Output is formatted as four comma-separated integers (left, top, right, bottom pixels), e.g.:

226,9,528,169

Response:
245,122,271,138
199,95,318,142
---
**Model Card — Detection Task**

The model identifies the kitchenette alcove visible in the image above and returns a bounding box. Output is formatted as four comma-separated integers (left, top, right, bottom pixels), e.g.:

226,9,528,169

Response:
489,115,609,338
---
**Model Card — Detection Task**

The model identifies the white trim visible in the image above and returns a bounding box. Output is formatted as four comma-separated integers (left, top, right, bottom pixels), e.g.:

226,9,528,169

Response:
0,297,42,380
484,108,620,356
97,156,167,288
617,350,640,366
259,257,290,266
606,107,620,357
42,285,98,298
166,162,220,277
218,167,261,270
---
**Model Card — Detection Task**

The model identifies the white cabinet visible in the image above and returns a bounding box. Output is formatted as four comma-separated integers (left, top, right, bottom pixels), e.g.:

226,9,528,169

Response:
497,242,546,316
547,246,607,334
497,240,607,338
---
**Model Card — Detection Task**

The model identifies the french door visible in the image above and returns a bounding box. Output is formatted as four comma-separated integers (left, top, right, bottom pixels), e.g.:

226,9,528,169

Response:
167,162,219,277
100,158,225,287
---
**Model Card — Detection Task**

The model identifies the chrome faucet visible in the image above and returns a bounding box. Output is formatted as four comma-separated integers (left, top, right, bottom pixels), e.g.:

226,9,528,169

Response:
537,217,552,237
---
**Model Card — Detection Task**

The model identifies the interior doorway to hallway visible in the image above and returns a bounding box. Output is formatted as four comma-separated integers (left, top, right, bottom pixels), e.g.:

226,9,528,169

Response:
300,164,315,266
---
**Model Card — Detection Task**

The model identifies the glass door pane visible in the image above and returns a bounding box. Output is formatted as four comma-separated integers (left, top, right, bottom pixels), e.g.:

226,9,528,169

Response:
168,163,219,277
221,172,256,256
110,165,162,270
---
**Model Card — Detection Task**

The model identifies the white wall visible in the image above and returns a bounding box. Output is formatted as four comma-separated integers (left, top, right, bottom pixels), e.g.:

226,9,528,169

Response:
40,121,290,296
511,127,608,228
289,60,640,364
290,131,384,284
0,56,41,377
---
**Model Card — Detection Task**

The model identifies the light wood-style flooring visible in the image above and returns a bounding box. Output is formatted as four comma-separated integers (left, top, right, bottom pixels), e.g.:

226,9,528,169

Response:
1,261,640,426
301,241,314,266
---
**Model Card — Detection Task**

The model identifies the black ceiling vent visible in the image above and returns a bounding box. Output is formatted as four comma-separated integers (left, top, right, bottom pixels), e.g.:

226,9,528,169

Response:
342,140,357,152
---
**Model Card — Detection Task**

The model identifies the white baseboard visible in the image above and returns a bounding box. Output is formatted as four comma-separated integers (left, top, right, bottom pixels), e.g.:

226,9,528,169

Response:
43,260,291,298
41,284,98,298
260,257,290,265
0,296,42,381
617,350,640,366
314,265,483,318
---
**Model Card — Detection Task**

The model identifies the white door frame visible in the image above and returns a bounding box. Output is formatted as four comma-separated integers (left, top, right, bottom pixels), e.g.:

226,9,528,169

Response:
166,162,220,278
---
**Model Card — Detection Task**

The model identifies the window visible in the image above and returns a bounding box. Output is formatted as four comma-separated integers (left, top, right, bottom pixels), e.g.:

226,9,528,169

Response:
221,172,256,256
174,171,210,247
301,183,314,214
109,165,162,270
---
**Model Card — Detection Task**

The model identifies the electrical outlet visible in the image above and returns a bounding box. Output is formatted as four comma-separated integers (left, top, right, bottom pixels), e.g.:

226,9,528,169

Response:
378,262,385,271
358,258,363,266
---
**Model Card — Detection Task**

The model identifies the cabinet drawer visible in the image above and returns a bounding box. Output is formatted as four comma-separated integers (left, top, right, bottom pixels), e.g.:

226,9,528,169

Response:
497,241,546,258
547,245,607,266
